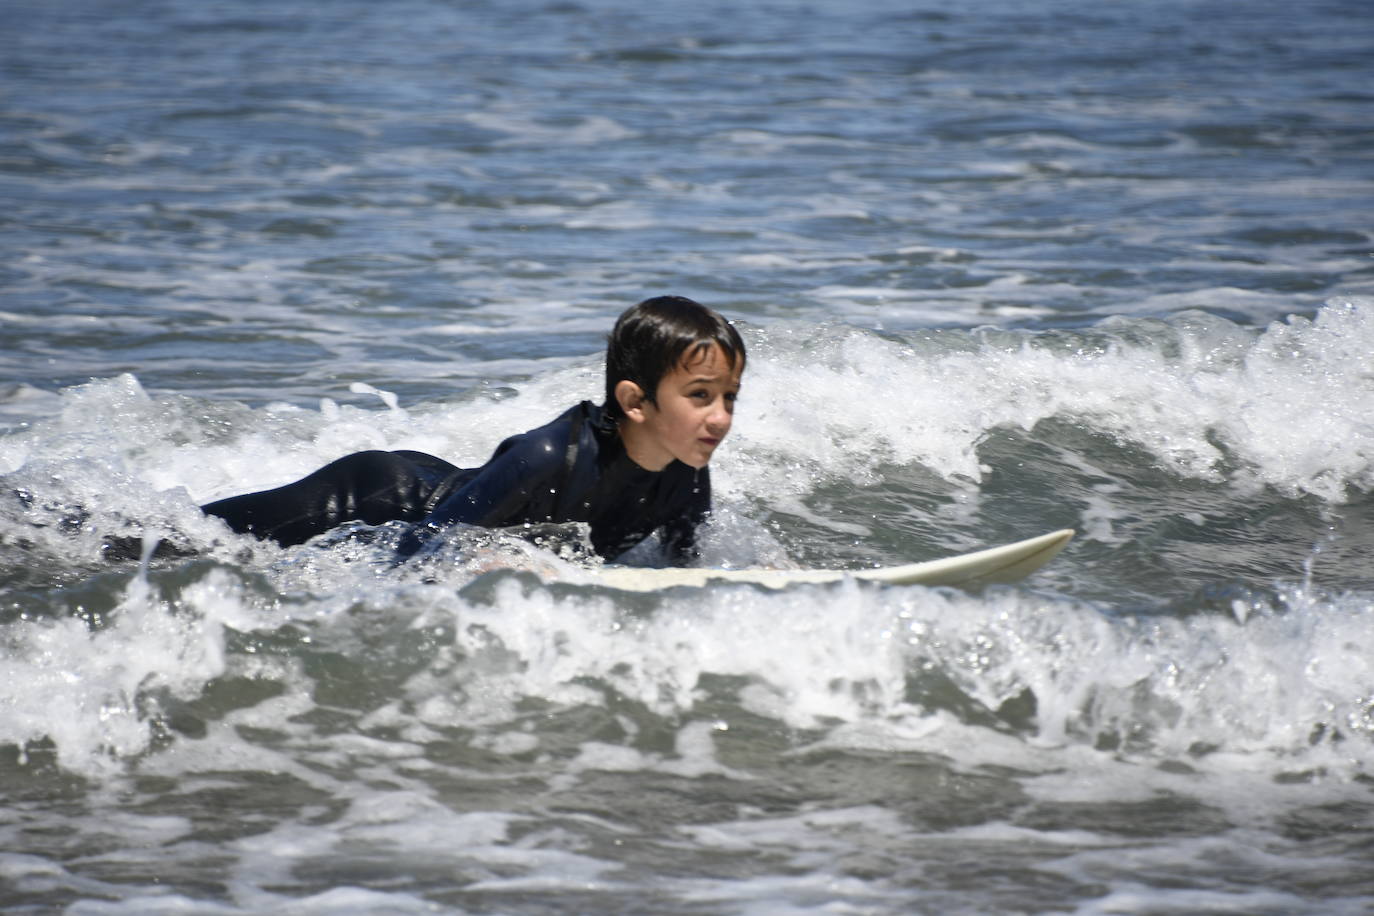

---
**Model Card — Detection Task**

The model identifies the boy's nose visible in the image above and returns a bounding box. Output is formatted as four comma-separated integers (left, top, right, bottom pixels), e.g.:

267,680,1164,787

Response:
706,401,731,433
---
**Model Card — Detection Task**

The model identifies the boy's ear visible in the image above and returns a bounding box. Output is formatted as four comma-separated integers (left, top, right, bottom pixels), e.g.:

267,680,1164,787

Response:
614,380,648,422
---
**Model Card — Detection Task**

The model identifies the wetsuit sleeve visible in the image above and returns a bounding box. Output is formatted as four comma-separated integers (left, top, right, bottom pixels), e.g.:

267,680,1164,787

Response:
394,427,565,557
660,470,712,565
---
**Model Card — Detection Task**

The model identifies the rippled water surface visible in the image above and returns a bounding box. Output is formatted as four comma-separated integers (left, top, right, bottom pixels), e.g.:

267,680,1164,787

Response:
2,0,1373,912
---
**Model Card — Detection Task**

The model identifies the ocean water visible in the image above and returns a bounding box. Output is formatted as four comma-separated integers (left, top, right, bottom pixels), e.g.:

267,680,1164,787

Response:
2,0,1374,912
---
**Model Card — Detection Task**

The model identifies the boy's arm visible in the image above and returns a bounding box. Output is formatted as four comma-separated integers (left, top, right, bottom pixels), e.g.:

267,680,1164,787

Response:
660,470,712,566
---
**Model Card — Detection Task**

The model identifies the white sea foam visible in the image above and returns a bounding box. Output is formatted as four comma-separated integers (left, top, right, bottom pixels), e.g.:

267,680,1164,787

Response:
366,570,1374,777
9,541,1367,788
463,111,637,146
0,565,264,775
2,298,1368,528
3,302,1373,783
721,297,1374,504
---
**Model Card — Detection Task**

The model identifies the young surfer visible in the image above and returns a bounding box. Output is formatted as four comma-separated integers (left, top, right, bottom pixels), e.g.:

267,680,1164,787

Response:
201,295,746,565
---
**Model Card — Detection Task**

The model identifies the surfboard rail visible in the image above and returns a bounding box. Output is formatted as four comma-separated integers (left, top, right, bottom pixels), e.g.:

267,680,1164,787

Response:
592,528,1074,592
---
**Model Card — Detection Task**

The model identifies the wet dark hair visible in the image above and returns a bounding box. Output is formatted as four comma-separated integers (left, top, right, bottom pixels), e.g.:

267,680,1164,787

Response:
604,295,746,421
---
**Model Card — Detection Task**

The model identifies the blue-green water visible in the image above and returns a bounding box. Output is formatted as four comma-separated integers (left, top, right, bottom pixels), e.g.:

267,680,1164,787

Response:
2,0,1373,912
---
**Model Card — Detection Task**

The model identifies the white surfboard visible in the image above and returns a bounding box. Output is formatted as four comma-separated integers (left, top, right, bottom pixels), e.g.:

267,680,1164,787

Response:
593,528,1074,592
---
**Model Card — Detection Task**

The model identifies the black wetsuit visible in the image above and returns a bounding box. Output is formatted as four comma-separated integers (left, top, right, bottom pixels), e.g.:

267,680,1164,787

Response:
201,402,710,563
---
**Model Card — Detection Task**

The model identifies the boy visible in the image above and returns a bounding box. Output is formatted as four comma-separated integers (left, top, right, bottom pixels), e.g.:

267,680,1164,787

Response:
201,296,745,565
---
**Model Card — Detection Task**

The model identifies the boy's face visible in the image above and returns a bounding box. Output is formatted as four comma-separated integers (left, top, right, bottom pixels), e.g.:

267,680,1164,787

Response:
622,343,742,470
